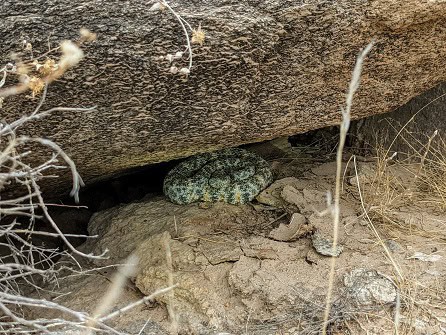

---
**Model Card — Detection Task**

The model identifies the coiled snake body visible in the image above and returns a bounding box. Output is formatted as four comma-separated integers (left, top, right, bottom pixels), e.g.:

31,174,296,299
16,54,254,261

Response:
163,148,273,205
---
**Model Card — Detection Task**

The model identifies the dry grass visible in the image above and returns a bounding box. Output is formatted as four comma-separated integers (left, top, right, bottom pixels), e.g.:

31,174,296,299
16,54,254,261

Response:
343,103,446,334
316,37,446,334
321,41,375,334
359,133,446,215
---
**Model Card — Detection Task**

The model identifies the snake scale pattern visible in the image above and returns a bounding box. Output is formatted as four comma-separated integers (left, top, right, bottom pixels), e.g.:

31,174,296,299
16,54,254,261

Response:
163,148,273,205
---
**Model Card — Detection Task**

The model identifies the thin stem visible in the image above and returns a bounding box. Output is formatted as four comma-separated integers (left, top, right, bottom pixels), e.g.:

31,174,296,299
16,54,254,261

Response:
322,41,374,335
161,0,193,70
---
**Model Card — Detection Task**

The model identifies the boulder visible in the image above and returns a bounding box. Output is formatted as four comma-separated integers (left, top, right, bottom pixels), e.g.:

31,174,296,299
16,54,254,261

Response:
2,0,446,194
351,82,446,156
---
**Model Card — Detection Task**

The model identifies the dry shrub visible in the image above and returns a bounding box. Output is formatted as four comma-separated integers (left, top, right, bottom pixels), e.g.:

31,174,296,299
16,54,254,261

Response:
0,30,102,333
0,29,178,334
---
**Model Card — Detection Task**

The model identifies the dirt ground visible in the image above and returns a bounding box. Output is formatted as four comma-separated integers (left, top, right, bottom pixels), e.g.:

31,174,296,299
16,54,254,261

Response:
26,138,446,335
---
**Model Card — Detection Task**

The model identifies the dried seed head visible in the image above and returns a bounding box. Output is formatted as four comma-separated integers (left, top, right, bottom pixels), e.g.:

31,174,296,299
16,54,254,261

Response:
169,66,178,74
192,24,205,45
174,51,183,59
165,54,174,63
28,76,45,97
149,2,165,11
16,63,29,75
40,58,58,76
59,40,84,70
80,28,97,42
179,67,190,76
32,60,41,70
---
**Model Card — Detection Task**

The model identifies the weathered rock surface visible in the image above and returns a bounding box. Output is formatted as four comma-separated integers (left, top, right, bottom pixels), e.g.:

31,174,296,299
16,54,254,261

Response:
351,82,446,156
2,0,446,194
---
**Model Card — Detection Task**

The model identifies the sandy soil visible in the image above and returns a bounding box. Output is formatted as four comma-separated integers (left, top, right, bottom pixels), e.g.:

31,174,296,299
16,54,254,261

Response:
25,140,446,335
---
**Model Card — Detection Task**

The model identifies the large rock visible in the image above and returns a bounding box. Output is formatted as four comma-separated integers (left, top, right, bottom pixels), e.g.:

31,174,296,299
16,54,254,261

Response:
351,82,446,155
2,0,446,194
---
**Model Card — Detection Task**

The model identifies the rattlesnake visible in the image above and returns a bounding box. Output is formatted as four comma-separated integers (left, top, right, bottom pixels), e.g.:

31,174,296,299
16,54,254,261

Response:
163,148,273,205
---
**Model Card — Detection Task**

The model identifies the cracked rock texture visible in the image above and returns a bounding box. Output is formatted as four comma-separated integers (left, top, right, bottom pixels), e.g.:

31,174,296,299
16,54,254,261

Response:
2,0,446,195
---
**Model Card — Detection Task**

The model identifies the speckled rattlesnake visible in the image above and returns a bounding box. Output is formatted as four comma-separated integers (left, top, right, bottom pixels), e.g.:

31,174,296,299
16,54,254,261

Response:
163,148,273,205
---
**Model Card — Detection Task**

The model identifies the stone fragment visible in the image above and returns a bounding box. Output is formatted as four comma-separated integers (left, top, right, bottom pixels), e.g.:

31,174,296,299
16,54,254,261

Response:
344,268,397,306
311,231,343,257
